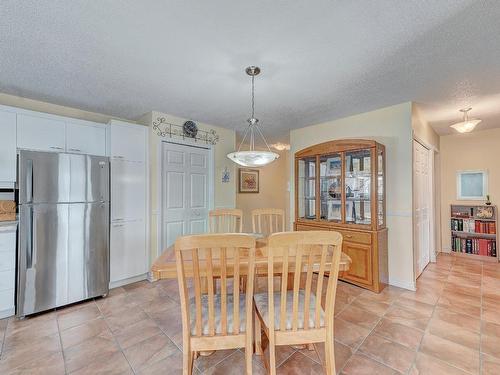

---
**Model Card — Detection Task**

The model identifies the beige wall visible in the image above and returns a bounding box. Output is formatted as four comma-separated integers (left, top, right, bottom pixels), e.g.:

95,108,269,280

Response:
236,149,290,233
440,128,500,252
140,111,236,260
290,102,415,290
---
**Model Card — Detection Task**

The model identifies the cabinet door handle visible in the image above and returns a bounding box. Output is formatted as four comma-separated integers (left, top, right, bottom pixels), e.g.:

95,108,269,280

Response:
113,223,125,227
345,234,353,238
68,148,82,152
49,146,64,150
113,156,125,159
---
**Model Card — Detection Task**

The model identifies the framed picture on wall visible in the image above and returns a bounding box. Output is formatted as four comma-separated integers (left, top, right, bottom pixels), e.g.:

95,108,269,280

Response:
239,169,259,193
457,170,488,200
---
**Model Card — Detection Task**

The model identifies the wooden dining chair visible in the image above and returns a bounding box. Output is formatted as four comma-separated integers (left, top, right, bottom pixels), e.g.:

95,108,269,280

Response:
251,208,285,235
209,208,243,233
175,233,256,375
253,231,343,375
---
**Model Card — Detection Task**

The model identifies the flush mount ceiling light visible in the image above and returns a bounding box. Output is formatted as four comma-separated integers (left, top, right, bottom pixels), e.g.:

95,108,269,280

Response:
227,66,279,167
450,108,481,133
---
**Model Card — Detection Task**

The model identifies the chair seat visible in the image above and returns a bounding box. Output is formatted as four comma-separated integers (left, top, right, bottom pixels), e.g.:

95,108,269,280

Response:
254,291,325,330
189,294,247,336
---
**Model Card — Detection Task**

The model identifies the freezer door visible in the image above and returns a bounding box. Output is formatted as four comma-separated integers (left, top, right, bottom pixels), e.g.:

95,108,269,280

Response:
68,202,109,303
17,203,70,316
18,151,71,204
69,154,109,203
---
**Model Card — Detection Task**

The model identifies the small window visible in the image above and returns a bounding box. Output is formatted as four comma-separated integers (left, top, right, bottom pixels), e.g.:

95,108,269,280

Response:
457,170,488,200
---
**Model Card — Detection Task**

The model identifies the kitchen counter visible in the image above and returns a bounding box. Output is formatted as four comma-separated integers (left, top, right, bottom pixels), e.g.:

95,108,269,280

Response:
0,220,18,228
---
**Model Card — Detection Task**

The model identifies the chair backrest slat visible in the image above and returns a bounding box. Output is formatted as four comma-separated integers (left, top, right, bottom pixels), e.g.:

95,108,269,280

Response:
266,231,342,334
175,234,256,342
209,209,243,233
251,208,285,236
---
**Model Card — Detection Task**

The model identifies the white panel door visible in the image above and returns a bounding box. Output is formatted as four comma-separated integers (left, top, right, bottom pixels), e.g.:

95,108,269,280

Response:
414,140,431,277
17,114,66,152
162,142,210,251
66,122,106,156
0,110,17,185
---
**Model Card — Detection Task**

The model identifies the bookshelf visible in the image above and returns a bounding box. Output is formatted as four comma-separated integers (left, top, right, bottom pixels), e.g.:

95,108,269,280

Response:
450,204,498,262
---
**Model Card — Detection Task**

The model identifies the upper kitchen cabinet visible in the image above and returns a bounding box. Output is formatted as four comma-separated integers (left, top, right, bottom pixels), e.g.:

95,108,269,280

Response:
0,110,16,186
109,120,147,162
66,121,106,156
17,113,66,152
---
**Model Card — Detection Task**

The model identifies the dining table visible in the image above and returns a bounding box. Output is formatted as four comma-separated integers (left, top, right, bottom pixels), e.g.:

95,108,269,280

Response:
151,234,352,285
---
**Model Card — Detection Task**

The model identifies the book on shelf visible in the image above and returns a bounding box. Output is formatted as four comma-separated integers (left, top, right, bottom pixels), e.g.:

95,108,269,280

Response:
451,235,497,257
450,218,497,234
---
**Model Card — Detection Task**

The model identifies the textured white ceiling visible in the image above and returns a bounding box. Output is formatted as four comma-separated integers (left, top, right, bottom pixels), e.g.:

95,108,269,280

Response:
1,1,500,140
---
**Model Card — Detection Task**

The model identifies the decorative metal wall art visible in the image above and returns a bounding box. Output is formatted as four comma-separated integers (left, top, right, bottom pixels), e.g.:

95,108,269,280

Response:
152,117,219,145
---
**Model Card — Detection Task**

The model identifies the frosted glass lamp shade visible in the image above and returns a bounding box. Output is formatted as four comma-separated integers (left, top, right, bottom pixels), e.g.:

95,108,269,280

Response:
227,150,279,167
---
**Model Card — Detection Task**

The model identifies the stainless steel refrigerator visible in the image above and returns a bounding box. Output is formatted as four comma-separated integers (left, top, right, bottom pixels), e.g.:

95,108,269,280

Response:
17,150,110,317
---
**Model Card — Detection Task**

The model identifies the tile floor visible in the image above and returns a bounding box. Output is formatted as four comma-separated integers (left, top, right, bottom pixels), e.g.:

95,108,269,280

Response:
1,254,500,374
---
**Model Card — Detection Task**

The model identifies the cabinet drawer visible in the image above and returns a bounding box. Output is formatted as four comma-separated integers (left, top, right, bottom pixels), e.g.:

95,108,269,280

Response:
0,251,15,271
0,269,15,291
333,229,371,245
0,231,16,252
295,223,319,231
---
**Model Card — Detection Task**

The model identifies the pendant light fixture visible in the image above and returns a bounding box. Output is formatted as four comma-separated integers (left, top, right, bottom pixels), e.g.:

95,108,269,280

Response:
227,66,279,167
450,108,481,133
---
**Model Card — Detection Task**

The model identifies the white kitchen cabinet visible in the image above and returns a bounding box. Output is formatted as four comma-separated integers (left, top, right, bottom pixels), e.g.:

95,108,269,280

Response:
110,220,147,283
109,120,147,162
111,160,146,222
66,122,106,156
0,110,17,186
0,223,17,318
109,120,148,286
17,113,66,152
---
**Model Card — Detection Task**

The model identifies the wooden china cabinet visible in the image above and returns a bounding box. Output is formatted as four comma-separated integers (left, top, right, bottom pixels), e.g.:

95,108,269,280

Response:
294,139,388,293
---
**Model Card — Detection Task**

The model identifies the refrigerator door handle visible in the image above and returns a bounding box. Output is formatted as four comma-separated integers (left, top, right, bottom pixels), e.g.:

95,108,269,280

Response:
26,159,34,203
26,206,34,268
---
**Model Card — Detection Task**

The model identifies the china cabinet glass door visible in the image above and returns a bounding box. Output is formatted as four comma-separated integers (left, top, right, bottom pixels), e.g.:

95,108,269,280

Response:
377,147,385,227
297,157,316,220
320,154,342,222
345,149,371,225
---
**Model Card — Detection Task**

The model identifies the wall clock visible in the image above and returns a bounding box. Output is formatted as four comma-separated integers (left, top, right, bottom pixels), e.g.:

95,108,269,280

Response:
183,120,198,138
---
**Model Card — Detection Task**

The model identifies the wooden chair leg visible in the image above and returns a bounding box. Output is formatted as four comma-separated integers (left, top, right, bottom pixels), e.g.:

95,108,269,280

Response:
324,336,335,375
183,347,192,375
269,335,277,375
254,310,263,355
245,339,253,375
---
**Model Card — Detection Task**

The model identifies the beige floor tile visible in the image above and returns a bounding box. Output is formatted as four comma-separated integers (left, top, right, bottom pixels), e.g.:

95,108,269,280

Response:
195,349,237,372
394,296,435,317
399,288,441,305
482,354,500,375
409,352,470,375
384,305,430,331
70,350,133,375
432,306,480,332
437,295,481,318
482,300,500,325
481,321,500,359
341,353,398,375
350,295,391,316
299,340,353,372
95,292,140,317
359,333,416,373
105,305,148,333
204,350,266,375
63,334,120,373
0,351,65,375
123,333,178,372
5,313,58,342
333,318,371,348
137,349,190,375
419,333,479,374
373,318,424,350
427,317,480,350
114,318,162,349
0,332,62,372
57,303,102,331
60,317,113,350
336,305,380,331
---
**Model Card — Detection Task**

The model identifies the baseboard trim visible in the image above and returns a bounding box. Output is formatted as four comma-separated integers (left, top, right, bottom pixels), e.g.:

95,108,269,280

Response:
388,277,416,291
109,273,148,289
0,307,15,319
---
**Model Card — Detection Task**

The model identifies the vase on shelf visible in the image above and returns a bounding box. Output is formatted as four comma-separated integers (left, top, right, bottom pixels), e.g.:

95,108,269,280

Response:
486,195,492,206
